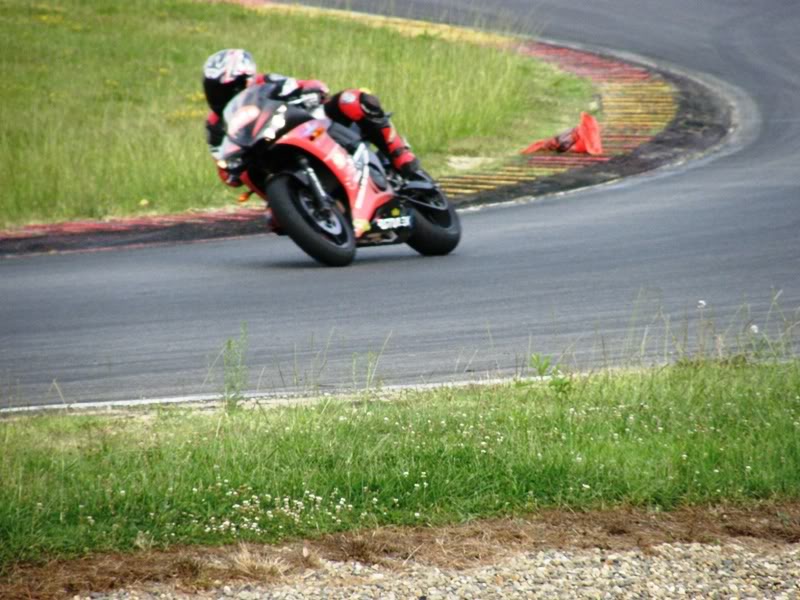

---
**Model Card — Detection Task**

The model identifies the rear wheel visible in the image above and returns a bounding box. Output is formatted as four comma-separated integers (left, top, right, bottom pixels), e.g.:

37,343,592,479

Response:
266,175,356,267
407,190,461,256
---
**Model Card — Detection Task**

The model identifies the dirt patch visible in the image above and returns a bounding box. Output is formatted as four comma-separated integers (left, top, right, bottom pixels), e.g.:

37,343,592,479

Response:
3,502,799,600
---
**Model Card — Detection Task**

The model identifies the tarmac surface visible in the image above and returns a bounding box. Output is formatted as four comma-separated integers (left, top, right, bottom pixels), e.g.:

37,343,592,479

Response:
1,0,799,409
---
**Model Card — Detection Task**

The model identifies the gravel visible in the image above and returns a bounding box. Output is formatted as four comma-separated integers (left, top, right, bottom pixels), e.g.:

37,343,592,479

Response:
85,541,799,599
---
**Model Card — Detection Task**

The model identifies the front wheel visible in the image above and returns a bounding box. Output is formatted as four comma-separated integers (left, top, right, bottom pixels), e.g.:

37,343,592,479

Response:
266,175,356,267
407,191,461,256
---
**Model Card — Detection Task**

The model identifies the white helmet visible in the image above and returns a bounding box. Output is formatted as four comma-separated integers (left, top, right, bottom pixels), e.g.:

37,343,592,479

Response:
202,49,257,114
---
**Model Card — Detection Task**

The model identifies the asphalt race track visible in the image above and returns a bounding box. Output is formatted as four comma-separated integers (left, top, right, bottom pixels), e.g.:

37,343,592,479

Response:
1,0,798,409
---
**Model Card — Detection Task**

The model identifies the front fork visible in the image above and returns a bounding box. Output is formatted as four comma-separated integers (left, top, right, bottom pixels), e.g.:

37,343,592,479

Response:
297,157,334,210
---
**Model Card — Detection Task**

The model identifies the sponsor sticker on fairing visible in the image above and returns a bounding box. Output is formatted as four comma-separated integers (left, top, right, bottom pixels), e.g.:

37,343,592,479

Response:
324,147,358,190
375,216,412,230
331,150,348,170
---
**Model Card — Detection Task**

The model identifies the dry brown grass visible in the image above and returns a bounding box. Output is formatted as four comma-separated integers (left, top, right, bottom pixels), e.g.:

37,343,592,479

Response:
3,502,799,600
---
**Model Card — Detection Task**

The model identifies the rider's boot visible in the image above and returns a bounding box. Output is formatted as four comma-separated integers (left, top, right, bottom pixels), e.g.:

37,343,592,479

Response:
379,122,417,172
399,158,433,182
380,124,434,182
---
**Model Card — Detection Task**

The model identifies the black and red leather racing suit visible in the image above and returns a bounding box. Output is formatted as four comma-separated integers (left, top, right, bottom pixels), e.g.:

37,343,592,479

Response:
206,73,419,189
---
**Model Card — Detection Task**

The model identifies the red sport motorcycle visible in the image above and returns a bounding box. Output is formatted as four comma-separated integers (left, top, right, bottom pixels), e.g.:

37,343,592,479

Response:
217,84,461,266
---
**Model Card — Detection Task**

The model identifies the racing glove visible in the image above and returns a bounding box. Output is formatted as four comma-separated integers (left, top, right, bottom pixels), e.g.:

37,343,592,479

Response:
296,79,330,109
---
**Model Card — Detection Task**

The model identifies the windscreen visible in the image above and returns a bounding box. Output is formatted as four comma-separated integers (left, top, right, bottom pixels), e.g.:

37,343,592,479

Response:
219,85,285,160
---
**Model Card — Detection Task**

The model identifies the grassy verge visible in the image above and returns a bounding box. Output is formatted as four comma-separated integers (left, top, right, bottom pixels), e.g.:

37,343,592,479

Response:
0,0,594,229
2,359,799,571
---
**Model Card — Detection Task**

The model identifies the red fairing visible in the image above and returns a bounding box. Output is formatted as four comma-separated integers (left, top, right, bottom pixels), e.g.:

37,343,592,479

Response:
217,164,243,187
274,119,394,235
240,171,266,199
277,122,359,201
252,73,268,86
337,89,365,121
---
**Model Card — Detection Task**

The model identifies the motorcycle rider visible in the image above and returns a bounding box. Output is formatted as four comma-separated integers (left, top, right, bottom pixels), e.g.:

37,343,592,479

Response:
202,48,426,191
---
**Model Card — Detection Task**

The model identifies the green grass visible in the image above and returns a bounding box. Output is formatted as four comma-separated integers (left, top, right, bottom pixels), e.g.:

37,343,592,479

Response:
2,359,799,570
0,0,594,229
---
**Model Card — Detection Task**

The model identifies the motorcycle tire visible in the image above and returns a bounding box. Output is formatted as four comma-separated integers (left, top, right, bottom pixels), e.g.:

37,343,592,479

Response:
407,194,461,257
266,175,356,267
